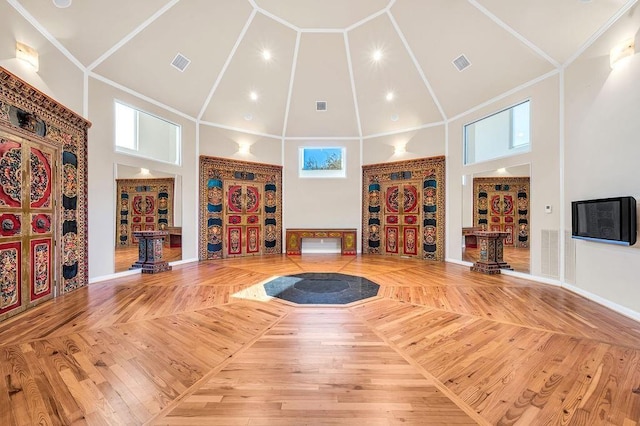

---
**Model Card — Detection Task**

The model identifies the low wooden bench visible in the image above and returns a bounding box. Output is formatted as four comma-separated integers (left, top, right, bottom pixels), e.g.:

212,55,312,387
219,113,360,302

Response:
285,228,357,255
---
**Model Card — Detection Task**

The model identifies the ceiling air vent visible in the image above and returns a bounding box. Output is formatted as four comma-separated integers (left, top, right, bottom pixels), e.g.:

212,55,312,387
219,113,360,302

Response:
316,101,327,112
452,54,471,72
171,53,191,72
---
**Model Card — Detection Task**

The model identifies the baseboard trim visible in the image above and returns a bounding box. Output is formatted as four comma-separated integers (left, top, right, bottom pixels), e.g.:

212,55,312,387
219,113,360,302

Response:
501,269,561,286
445,258,472,267
170,257,199,266
89,258,199,284
89,269,139,284
561,282,640,323
445,258,561,286
445,259,640,322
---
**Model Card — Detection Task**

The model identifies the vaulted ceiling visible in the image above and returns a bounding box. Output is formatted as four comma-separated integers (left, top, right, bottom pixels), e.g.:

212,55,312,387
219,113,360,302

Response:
3,0,633,138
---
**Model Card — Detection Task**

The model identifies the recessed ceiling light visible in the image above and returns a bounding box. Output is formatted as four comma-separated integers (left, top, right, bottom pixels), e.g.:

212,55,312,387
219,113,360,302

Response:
390,114,399,122
262,49,272,61
53,0,72,8
372,49,383,61
244,113,253,121
250,91,258,101
385,92,394,102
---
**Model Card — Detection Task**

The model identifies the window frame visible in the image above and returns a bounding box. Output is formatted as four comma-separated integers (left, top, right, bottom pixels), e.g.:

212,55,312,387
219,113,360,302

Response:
463,99,531,166
114,100,182,166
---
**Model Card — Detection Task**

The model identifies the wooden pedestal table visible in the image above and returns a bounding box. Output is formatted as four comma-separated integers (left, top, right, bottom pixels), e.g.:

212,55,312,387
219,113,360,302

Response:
130,230,172,273
470,231,513,274
286,229,357,255
462,226,482,248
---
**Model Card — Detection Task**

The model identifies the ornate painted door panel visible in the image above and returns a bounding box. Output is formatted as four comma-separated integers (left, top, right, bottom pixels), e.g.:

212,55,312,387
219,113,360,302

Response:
474,178,530,249
488,194,516,246
224,182,263,257
382,182,421,257
0,130,57,321
116,178,174,246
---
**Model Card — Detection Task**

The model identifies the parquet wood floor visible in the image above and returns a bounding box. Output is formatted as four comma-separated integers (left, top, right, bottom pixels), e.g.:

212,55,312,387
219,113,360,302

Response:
1,255,639,425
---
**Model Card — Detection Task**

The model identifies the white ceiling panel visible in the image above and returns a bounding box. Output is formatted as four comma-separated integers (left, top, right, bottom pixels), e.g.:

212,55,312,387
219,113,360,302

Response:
201,13,297,136
4,0,631,137
285,33,359,137
17,0,174,66
348,14,444,136
475,0,629,64
255,0,389,29
93,0,253,118
391,0,556,118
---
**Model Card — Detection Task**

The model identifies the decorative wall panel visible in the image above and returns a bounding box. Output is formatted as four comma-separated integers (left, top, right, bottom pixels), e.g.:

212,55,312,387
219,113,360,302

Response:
0,241,21,315
116,178,175,246
199,156,282,260
362,156,445,261
30,238,52,302
0,67,89,321
473,177,530,248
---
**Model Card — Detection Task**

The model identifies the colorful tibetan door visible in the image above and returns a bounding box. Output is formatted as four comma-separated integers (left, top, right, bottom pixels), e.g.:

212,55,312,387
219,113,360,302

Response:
0,130,57,321
382,182,421,257
224,182,263,257
487,193,516,246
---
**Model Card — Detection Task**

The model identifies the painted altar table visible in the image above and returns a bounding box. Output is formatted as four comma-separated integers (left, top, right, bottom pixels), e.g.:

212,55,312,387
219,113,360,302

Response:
470,231,513,274
286,229,357,255
130,230,172,273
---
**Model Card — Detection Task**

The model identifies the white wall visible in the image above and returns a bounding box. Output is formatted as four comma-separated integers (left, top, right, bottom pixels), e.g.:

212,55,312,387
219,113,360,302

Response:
87,78,197,279
447,75,561,279
283,139,362,249
363,126,445,165
564,9,640,315
199,126,282,165
0,1,83,116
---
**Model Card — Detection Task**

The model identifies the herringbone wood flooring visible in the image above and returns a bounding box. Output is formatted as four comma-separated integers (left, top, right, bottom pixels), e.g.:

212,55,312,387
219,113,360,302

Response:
1,255,639,425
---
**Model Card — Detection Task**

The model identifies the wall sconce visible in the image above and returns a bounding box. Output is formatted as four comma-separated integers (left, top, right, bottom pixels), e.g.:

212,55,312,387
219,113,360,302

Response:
238,142,251,155
610,39,635,69
394,145,406,155
16,42,39,71
140,168,150,175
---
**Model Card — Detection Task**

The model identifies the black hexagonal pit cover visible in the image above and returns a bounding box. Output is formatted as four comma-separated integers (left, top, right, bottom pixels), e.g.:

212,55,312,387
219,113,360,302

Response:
263,273,380,305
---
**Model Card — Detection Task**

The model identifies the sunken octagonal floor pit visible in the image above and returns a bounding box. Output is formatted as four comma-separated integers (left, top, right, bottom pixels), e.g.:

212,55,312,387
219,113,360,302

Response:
1,255,640,425
263,272,380,305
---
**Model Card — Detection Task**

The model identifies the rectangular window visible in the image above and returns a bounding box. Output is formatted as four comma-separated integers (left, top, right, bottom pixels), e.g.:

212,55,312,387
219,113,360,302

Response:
464,100,530,165
114,101,181,165
299,147,346,178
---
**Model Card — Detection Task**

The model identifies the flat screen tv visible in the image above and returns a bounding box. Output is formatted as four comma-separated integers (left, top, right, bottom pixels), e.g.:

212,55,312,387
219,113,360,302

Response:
571,196,637,246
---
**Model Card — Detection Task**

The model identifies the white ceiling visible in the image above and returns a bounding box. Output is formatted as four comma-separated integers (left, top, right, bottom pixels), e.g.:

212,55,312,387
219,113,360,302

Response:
5,0,634,138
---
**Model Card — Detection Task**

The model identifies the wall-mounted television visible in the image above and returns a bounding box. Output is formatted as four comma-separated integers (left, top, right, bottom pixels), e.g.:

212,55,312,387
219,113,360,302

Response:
571,196,637,246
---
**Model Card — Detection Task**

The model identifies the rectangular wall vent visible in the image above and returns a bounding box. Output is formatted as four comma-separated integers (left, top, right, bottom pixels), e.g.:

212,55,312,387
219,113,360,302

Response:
171,53,191,72
452,54,471,72
316,101,327,111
